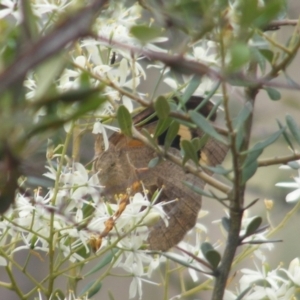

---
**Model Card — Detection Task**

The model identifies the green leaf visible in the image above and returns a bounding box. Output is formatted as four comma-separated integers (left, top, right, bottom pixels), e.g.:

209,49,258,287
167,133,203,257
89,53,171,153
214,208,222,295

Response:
201,242,214,256
161,252,203,272
130,25,163,44
148,156,161,168
286,114,300,146
242,149,263,168
251,47,266,73
191,137,202,152
228,42,251,71
82,201,96,219
206,250,221,269
84,249,118,276
238,0,285,29
242,128,284,156
242,159,258,184
34,54,65,100
189,110,227,144
259,49,274,64
22,1,39,40
202,165,231,175
181,139,199,166
245,216,263,237
80,71,91,89
254,1,286,29
264,87,281,101
183,181,214,198
193,135,210,152
182,75,202,104
276,119,294,150
80,280,102,298
164,120,180,151
155,96,170,119
154,117,172,138
206,98,222,120
238,0,260,27
117,105,132,137
141,128,159,149
235,127,245,152
222,217,230,232
234,102,253,130
27,92,106,139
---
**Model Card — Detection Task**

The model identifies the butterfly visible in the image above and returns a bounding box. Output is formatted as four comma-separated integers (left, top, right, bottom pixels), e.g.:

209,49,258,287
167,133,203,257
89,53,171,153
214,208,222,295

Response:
94,96,228,251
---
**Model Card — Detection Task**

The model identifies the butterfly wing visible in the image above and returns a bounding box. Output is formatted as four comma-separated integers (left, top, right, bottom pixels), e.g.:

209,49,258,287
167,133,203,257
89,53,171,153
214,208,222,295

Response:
95,97,228,250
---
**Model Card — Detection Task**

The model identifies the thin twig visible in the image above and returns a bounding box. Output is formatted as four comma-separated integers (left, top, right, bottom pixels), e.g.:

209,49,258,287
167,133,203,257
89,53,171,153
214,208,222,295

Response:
258,153,300,167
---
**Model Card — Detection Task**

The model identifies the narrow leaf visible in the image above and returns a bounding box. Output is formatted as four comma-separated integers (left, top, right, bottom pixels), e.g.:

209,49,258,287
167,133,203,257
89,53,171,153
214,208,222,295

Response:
234,102,253,130
201,242,214,256
130,25,162,44
164,120,180,151
141,128,159,149
117,105,132,137
251,47,266,73
228,42,251,71
242,128,284,155
161,252,203,272
189,110,227,144
154,117,172,138
202,165,231,175
181,140,199,166
243,149,263,168
148,156,161,168
80,280,102,298
155,96,170,119
258,49,274,63
245,216,263,237
242,160,258,183
222,217,230,232
206,250,221,269
182,75,202,103
84,249,118,276
183,181,214,198
286,114,300,146
276,119,294,150
193,135,210,152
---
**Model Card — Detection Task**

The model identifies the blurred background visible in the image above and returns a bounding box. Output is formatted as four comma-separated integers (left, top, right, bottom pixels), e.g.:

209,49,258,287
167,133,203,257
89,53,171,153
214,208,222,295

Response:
1,0,300,299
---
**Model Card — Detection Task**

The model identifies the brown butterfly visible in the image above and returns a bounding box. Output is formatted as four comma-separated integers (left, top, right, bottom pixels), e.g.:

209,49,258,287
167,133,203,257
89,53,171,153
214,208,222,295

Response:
94,96,227,251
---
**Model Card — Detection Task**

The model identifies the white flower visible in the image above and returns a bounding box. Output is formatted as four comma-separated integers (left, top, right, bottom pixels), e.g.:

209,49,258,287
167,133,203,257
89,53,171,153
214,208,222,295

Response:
92,121,120,151
164,72,218,99
59,56,88,91
32,0,72,16
276,170,300,203
239,261,291,300
192,40,220,66
0,0,21,22
281,258,300,286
